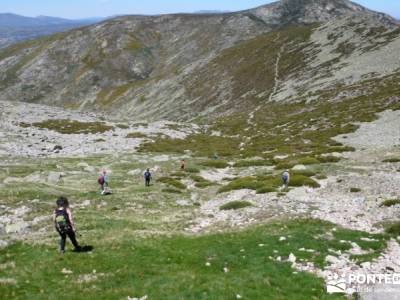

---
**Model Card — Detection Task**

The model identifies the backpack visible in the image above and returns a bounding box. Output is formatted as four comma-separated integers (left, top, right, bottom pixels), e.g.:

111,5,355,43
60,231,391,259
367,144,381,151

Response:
282,172,289,181
98,175,105,185
144,171,151,180
55,209,71,234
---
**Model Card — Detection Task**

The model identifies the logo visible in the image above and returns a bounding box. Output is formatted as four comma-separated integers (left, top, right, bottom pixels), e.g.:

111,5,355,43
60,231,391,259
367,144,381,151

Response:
326,273,347,294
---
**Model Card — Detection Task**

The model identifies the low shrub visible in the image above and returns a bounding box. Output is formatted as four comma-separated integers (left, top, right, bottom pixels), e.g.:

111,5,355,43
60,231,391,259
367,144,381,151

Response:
220,201,252,210
218,177,265,193
382,158,400,163
199,160,229,169
298,157,320,165
126,132,147,139
379,199,400,207
385,222,400,235
195,182,214,188
292,170,316,177
233,160,273,168
185,167,200,173
289,175,320,188
318,156,341,163
162,188,182,194
158,177,186,189
350,188,361,193
256,186,276,194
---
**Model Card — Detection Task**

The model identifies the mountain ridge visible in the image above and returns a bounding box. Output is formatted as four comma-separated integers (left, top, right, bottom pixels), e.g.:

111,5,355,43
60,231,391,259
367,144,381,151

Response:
0,0,399,122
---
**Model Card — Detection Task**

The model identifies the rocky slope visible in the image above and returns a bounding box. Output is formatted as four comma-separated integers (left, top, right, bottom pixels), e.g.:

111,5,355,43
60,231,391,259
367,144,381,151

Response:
0,0,398,121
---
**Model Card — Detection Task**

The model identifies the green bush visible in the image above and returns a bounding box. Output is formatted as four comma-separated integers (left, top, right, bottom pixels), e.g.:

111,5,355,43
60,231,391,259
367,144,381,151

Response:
350,188,361,193
298,157,320,165
158,177,186,190
256,186,276,194
199,160,229,169
195,182,214,188
274,161,297,170
289,175,320,188
292,170,316,177
185,167,200,173
233,160,272,168
379,199,400,207
385,222,400,235
29,119,114,134
382,158,400,163
162,188,182,194
126,132,147,138
220,201,252,210
318,156,341,163
218,177,265,193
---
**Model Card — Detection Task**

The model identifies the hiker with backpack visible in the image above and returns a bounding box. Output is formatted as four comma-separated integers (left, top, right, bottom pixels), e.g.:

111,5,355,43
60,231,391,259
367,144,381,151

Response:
144,168,152,187
282,170,290,189
53,196,81,254
98,170,111,195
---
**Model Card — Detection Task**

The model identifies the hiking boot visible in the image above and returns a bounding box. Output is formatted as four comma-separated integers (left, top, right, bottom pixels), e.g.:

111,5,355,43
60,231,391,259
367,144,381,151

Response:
73,246,82,252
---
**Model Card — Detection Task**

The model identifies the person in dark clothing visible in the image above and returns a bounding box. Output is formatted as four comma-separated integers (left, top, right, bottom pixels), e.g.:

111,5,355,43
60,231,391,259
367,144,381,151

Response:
54,196,81,254
144,168,152,187
180,159,186,170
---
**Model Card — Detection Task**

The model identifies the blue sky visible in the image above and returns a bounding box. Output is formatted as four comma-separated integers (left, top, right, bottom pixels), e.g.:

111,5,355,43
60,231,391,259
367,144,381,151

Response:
0,0,399,19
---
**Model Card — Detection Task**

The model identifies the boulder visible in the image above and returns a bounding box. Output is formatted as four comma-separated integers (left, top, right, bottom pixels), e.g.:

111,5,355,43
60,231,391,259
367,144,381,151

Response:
47,172,63,184
84,166,96,173
24,173,42,183
3,177,23,184
0,240,8,249
77,162,89,168
176,200,190,206
6,222,31,234
292,164,307,171
128,169,142,176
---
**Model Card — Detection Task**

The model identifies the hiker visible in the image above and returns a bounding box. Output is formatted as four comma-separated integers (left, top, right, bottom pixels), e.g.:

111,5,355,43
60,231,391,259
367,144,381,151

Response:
144,168,152,187
98,170,111,195
180,159,186,170
53,196,81,254
282,170,290,189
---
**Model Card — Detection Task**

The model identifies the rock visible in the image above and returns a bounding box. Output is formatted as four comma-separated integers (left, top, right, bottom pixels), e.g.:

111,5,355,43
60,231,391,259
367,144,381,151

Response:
77,162,89,168
325,255,340,265
32,215,51,225
176,200,190,206
128,169,142,176
47,172,63,184
292,164,307,171
0,240,8,249
61,268,73,274
288,253,297,263
205,262,211,267
81,200,91,207
6,222,31,234
3,177,23,184
84,166,96,173
152,155,170,162
127,296,147,300
223,267,229,273
53,145,62,151
24,173,42,183
361,262,371,269
279,236,287,241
